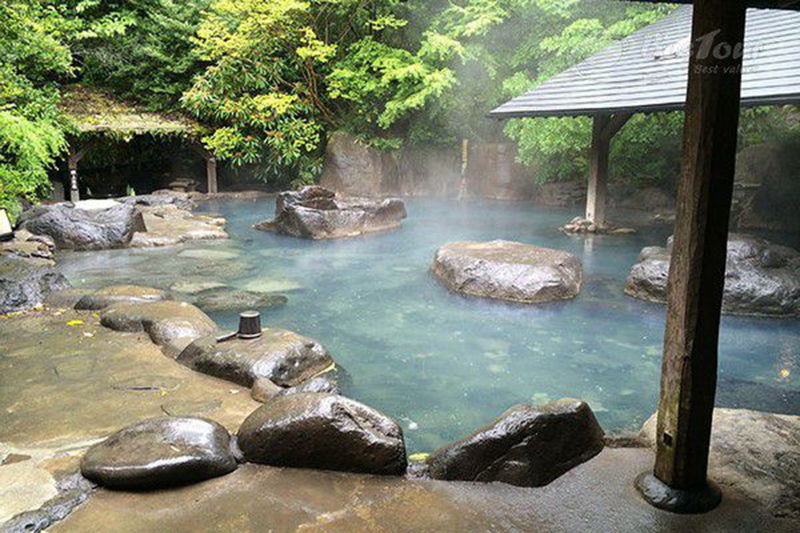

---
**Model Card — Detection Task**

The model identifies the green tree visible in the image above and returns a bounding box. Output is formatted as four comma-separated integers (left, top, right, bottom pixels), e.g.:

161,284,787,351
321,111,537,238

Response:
0,1,72,221
58,0,210,110
183,0,458,185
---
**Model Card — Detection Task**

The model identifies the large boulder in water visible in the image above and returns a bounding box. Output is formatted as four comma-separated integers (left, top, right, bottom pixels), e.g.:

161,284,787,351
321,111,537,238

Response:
81,417,237,490
18,201,144,250
425,399,604,487
254,186,406,239
0,255,71,314
640,408,800,519
431,240,583,303
177,328,333,388
100,300,217,357
237,393,407,475
625,234,800,316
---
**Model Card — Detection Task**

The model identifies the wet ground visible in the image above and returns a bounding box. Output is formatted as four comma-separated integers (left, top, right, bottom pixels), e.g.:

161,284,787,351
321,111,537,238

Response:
50,449,796,533
0,307,258,524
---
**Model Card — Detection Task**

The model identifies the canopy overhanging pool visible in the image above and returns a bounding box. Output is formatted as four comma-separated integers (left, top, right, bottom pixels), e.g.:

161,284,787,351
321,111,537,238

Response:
58,198,800,452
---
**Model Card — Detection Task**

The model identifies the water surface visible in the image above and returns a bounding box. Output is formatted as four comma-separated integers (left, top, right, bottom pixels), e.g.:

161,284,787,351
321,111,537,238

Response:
59,198,800,452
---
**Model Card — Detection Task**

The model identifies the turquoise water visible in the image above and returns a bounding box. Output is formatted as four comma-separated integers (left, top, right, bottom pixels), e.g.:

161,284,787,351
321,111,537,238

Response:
60,198,800,452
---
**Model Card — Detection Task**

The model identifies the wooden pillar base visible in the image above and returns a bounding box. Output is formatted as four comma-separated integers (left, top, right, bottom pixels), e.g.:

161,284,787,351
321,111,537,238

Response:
635,472,721,514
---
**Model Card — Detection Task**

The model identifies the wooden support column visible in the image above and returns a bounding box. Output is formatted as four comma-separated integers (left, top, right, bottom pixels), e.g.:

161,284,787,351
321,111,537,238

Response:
67,140,95,203
637,0,746,513
193,143,218,194
206,155,218,194
585,114,611,226
585,112,631,227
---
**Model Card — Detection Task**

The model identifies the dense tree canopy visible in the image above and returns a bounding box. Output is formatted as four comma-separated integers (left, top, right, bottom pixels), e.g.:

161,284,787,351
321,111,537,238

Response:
1,0,798,211
0,1,72,220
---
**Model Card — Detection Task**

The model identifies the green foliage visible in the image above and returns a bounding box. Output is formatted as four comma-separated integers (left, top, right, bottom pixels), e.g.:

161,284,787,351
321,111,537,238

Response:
499,2,679,185
0,1,72,221
59,0,210,110
182,0,456,184
5,0,798,199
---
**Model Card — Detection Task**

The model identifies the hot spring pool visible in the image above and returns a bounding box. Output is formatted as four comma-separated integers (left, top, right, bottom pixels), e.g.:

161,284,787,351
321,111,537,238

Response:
59,198,800,452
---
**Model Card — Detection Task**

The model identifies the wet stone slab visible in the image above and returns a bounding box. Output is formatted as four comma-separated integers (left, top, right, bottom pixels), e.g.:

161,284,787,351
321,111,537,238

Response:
50,449,798,533
0,308,258,449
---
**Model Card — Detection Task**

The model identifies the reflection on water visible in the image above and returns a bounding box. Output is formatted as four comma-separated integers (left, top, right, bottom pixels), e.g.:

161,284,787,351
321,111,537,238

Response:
58,198,800,452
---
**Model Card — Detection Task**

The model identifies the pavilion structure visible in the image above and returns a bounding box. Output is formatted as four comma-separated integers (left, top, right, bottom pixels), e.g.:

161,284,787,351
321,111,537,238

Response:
59,85,218,202
492,0,800,513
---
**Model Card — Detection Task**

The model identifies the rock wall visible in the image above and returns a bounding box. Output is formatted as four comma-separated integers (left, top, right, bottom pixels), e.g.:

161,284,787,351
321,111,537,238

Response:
319,132,534,200
735,140,800,234
320,132,401,197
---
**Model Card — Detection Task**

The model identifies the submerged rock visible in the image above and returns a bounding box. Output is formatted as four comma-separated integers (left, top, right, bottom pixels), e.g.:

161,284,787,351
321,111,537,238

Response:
237,393,407,475
0,229,57,263
254,186,407,239
81,417,237,490
625,234,800,316
119,190,195,211
426,399,604,487
74,285,171,311
640,408,800,519
100,300,217,357
17,202,144,250
0,256,70,314
177,328,333,388
193,288,287,313
431,240,583,304
560,217,636,235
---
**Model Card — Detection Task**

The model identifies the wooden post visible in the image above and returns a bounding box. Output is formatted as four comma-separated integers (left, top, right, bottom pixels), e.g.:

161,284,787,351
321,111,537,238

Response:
637,0,746,513
68,152,80,203
585,114,610,226
458,138,469,200
67,140,94,203
585,113,631,227
206,156,218,194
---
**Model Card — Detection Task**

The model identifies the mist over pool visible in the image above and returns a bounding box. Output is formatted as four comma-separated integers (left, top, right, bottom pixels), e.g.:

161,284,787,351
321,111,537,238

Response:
59,198,800,452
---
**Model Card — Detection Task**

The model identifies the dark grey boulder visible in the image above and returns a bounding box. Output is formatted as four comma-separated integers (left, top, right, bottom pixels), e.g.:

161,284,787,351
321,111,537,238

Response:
0,255,70,314
426,399,604,487
625,234,800,316
81,417,237,490
74,285,172,311
193,288,287,313
254,186,406,239
432,240,583,304
237,393,407,475
18,202,144,250
177,328,334,387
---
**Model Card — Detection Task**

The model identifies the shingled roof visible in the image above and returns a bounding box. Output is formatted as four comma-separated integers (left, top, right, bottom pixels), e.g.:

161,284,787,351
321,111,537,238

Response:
60,85,204,137
490,6,800,119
